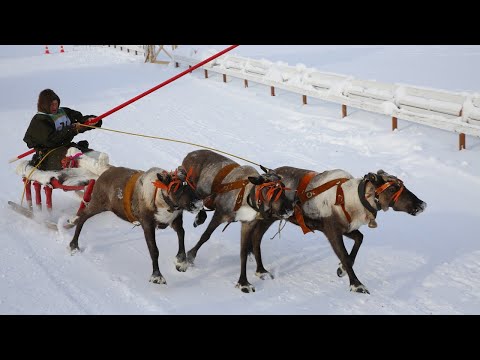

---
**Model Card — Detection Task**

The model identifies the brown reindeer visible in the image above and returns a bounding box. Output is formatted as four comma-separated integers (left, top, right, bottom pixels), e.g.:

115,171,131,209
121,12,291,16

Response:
182,149,295,292
69,165,203,285
241,167,427,294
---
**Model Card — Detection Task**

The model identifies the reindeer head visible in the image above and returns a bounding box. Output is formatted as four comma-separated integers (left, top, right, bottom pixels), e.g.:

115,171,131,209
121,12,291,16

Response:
154,166,203,213
366,170,426,216
248,168,294,220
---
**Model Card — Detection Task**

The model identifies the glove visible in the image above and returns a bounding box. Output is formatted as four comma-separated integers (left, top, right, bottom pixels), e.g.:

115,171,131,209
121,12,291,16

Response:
81,115,102,128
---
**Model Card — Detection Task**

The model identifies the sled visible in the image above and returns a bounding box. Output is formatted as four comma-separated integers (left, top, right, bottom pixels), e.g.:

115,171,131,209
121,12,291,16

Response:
9,147,111,230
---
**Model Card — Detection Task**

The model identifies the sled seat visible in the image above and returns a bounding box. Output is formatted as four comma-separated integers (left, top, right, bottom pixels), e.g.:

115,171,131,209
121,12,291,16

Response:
15,148,110,215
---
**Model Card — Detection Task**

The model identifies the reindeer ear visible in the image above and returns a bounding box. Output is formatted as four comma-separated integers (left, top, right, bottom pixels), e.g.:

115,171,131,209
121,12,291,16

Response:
157,171,171,185
248,176,265,185
377,169,395,182
260,165,270,173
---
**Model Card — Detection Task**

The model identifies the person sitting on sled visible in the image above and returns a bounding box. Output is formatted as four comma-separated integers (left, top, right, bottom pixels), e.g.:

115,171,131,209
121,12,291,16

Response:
23,88,102,171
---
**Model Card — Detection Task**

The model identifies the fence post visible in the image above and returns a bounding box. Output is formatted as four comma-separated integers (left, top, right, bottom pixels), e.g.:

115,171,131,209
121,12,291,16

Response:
244,79,248,88
342,104,347,118
204,69,208,78
223,74,227,83
392,116,398,131
303,95,307,105
459,133,466,150
271,86,275,96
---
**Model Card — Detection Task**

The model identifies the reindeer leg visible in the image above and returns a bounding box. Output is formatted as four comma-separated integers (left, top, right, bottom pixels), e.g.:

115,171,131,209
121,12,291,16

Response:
249,220,276,280
324,221,369,294
337,230,363,278
141,219,166,285
236,223,256,293
187,210,224,265
171,213,188,272
69,206,105,254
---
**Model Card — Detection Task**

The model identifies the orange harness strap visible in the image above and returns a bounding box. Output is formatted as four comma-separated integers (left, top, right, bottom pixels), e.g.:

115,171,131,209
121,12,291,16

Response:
123,171,143,223
294,203,313,234
299,177,350,204
294,172,318,234
212,164,240,193
334,180,352,223
210,163,249,211
297,172,318,203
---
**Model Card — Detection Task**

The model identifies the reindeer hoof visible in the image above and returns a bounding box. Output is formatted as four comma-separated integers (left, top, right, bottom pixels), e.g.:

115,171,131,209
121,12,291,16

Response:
337,264,347,277
66,216,79,227
194,210,207,227
175,259,189,272
69,245,80,255
255,271,274,280
236,283,255,293
150,275,167,285
350,284,370,294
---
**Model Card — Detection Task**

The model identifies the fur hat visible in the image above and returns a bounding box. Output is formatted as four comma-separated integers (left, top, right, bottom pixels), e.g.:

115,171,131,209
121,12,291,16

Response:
37,89,60,113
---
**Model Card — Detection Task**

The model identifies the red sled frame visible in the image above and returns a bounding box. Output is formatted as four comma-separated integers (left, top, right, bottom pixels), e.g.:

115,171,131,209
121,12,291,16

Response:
22,177,96,217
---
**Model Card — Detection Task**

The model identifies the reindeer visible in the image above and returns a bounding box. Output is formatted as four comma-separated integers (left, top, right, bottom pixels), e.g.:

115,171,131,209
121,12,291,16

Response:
182,150,295,292
69,165,203,285
240,167,427,294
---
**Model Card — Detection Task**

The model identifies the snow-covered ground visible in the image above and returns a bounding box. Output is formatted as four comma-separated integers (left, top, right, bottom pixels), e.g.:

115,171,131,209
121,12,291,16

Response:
1,45,479,314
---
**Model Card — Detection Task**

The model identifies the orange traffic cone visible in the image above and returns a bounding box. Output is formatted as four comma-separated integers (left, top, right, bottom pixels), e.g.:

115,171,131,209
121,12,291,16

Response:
60,45,65,53
45,46,50,54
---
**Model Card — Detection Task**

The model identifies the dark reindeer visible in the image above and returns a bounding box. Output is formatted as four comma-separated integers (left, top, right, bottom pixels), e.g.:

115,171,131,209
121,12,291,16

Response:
69,165,203,285
182,149,295,292
242,167,427,294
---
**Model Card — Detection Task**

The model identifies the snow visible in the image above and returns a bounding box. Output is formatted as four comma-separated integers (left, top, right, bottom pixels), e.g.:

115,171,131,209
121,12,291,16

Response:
1,45,479,315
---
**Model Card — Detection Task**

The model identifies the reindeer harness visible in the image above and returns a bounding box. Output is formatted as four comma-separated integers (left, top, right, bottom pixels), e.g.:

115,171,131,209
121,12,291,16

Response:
294,172,351,234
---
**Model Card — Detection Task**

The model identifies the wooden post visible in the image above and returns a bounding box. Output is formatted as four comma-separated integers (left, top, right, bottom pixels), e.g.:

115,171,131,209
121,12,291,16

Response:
223,74,227,83
127,48,130,53
244,79,248,88
135,50,138,55
302,95,307,105
342,104,347,118
271,86,275,96
459,133,466,150
392,116,398,131
120,46,123,51
204,69,208,78
175,62,179,68
189,65,192,73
